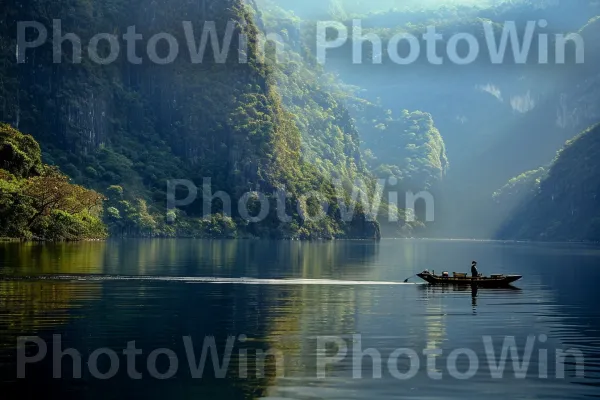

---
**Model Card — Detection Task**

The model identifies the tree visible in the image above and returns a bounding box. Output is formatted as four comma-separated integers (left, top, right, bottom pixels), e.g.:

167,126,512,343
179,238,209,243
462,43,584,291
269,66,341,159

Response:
23,167,105,229
0,125,107,240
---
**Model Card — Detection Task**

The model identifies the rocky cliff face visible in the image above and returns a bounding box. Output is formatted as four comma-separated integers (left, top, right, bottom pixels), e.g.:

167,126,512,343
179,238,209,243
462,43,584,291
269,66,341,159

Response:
0,0,381,238
5,0,282,188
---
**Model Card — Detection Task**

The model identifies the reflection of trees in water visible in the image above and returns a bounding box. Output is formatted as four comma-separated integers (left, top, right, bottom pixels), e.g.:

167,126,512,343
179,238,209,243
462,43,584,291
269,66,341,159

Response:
0,242,107,349
255,284,382,398
417,285,447,369
102,239,241,275
198,240,381,397
0,282,102,350
246,242,379,397
0,241,108,275
0,240,380,399
1,239,380,278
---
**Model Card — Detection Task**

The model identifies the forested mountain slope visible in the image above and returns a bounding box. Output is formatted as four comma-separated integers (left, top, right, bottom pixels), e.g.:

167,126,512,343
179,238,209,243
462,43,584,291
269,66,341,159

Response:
243,4,450,236
256,0,600,238
0,0,381,239
258,0,450,213
496,124,600,241
288,0,600,238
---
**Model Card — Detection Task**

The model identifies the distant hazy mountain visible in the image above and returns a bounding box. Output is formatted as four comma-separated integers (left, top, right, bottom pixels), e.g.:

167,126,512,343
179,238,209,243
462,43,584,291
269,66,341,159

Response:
496,124,600,241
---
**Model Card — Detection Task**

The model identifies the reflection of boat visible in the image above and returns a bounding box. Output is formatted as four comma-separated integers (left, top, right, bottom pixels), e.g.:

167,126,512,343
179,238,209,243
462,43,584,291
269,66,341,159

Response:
417,270,522,287
417,283,522,293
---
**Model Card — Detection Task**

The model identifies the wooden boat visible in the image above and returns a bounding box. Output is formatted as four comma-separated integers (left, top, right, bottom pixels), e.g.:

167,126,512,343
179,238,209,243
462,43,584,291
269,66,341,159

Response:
416,270,522,287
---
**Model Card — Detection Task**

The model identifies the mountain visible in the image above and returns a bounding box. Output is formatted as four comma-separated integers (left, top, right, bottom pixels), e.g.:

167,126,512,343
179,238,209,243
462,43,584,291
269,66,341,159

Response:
496,124,600,241
287,0,600,238
3,0,596,240
258,0,451,234
0,0,383,239
439,12,600,237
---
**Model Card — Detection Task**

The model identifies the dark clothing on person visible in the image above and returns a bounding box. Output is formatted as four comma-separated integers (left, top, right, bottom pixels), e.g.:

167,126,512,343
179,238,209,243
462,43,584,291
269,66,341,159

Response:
471,265,479,278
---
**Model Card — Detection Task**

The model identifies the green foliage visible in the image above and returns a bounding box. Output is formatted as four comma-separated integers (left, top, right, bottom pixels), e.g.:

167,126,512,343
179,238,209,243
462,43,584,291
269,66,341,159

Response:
356,107,449,191
267,48,368,183
0,125,107,240
0,124,43,178
34,210,107,241
0,0,388,239
199,214,238,239
493,167,546,204
256,7,446,236
258,2,448,194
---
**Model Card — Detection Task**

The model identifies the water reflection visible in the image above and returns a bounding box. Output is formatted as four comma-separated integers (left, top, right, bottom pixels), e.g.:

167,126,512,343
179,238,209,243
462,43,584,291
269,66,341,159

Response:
0,281,102,349
0,241,108,274
0,240,599,399
0,239,380,398
0,242,108,349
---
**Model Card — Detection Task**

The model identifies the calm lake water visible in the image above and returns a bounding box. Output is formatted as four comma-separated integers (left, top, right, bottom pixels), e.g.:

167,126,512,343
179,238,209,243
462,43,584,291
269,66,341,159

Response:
0,239,599,399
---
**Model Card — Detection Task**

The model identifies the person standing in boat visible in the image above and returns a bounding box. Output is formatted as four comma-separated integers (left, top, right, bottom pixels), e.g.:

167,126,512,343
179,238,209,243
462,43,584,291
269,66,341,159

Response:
471,261,479,278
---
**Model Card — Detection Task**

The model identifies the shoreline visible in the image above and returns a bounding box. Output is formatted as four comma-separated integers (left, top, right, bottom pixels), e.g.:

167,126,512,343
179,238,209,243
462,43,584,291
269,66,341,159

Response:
2,236,599,245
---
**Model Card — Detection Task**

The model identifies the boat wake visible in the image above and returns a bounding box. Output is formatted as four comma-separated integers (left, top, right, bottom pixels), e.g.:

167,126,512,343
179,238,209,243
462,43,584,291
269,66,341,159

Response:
0,274,418,286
